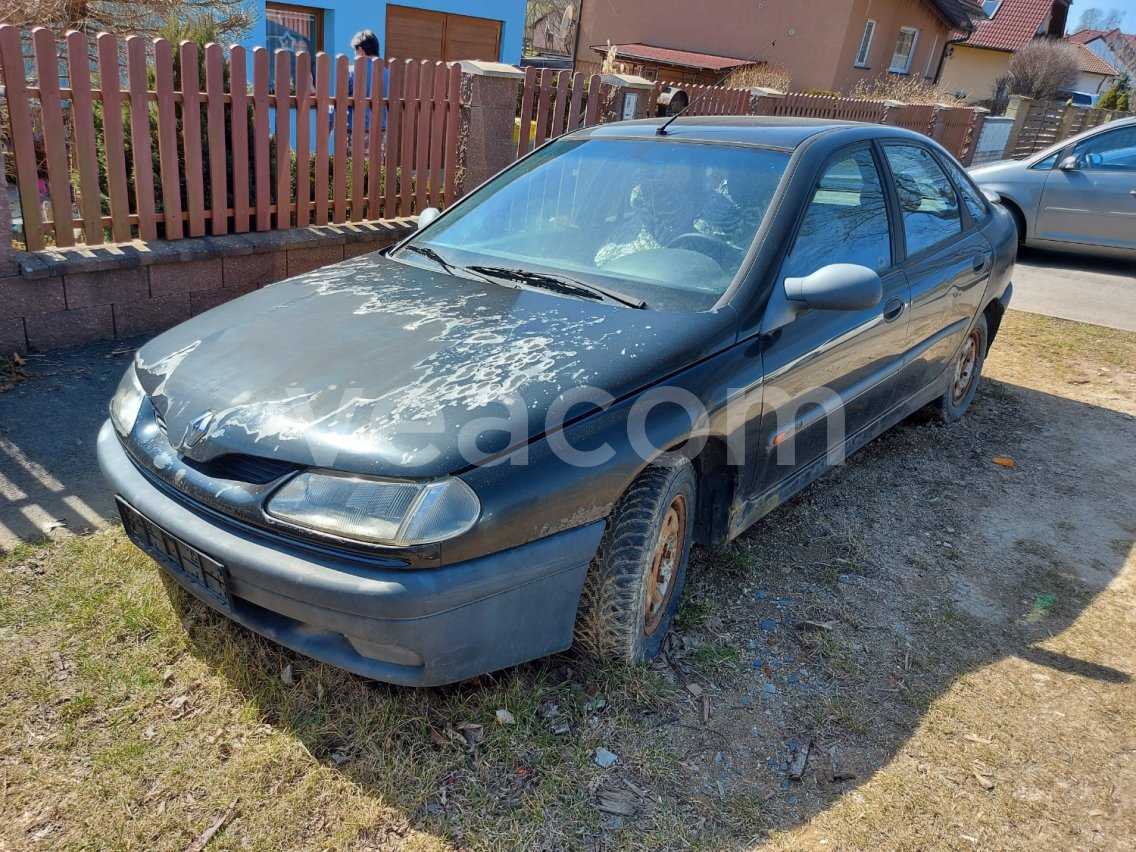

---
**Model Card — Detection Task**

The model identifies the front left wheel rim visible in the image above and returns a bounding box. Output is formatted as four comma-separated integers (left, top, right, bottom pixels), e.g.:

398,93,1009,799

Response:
643,493,687,636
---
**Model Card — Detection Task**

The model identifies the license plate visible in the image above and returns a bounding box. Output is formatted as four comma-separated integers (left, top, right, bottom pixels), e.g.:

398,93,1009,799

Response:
116,497,231,610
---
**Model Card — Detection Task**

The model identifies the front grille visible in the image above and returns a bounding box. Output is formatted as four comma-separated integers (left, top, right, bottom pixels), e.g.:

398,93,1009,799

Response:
178,454,302,485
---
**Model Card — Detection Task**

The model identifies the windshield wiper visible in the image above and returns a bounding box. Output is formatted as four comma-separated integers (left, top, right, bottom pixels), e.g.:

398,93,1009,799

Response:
400,245,501,286
467,266,646,309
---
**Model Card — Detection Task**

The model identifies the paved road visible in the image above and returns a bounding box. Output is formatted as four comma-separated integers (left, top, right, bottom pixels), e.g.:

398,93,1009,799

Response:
1010,247,1136,333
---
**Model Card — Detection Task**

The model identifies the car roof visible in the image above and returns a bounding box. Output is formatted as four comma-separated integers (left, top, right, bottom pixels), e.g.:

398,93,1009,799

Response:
577,116,879,150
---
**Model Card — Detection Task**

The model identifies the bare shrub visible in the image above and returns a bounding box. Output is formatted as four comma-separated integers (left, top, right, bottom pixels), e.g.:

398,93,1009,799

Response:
848,73,962,105
1006,39,1081,102
722,63,792,92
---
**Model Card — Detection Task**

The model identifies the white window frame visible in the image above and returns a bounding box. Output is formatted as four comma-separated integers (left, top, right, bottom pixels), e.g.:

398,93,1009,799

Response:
855,19,876,67
890,27,919,73
982,0,1003,18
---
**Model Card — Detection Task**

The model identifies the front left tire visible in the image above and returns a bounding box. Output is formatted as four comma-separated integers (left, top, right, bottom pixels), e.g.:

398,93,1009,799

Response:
574,453,696,665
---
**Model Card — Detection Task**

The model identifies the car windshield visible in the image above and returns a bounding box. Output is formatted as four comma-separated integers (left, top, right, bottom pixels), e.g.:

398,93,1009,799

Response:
393,137,790,311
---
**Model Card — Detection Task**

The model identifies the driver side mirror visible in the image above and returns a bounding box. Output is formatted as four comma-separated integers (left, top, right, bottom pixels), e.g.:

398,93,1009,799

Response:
763,264,883,332
1058,155,1079,171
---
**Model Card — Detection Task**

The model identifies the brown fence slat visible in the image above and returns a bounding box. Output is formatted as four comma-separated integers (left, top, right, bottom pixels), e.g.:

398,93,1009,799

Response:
414,61,433,214
427,62,448,209
34,28,75,246
550,69,569,138
154,38,184,239
349,56,367,221
366,58,386,220
67,31,104,244
332,53,350,223
229,46,251,234
295,52,313,227
180,40,206,237
274,50,292,230
517,65,537,157
204,43,228,236
534,69,553,147
98,33,132,242
126,36,158,241
252,47,271,231
0,27,46,249
314,51,331,226
567,72,585,131
584,75,603,126
384,59,403,218
442,63,460,207
398,60,419,217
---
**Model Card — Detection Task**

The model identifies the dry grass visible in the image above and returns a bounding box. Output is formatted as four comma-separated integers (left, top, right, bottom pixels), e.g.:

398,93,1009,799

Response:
848,73,963,105
2,311,1135,849
722,64,793,94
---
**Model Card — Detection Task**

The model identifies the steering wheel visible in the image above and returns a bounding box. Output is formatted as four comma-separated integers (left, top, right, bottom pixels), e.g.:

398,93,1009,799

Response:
665,232,733,266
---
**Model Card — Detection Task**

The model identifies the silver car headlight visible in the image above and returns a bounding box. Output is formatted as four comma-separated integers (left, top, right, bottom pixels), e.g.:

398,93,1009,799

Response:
110,366,146,436
265,471,480,546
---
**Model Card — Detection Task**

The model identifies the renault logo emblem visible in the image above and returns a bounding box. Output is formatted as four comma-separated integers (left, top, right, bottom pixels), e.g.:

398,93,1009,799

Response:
182,411,214,448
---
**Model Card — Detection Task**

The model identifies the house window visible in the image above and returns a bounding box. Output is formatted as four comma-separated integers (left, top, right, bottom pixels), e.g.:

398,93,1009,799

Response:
981,0,1003,17
266,3,324,87
855,20,876,67
890,27,918,73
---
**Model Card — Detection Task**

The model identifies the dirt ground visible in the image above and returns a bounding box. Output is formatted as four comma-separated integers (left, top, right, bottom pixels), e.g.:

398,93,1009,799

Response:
645,310,1136,848
1,310,1134,850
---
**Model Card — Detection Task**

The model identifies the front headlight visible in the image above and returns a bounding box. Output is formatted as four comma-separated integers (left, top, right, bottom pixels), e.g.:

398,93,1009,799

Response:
266,471,480,546
110,366,146,436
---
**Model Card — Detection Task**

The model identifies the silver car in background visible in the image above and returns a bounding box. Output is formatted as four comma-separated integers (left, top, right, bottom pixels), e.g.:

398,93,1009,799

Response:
969,116,1136,258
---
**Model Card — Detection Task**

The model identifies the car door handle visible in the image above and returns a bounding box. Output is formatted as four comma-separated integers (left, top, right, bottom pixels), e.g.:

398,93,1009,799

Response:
883,297,906,322
1130,189,1136,197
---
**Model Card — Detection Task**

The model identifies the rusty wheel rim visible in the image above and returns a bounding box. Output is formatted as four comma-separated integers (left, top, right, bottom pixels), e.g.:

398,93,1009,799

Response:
952,330,980,406
643,493,687,636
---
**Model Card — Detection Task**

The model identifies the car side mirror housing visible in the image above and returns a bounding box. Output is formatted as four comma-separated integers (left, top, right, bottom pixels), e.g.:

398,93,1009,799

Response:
1058,155,1078,171
763,264,883,333
417,207,441,229
785,263,883,311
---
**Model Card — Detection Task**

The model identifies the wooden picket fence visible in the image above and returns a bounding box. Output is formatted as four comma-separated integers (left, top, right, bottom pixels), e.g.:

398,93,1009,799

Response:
516,67,607,158
654,81,751,116
0,25,462,250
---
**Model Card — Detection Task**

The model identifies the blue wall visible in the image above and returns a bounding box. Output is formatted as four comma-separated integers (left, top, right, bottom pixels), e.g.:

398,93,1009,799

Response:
242,0,526,64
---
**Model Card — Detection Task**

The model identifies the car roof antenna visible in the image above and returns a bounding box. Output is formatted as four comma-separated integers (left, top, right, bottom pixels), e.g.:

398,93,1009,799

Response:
657,38,776,136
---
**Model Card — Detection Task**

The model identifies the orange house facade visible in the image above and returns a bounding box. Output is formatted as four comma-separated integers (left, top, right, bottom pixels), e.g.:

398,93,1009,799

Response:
574,0,984,93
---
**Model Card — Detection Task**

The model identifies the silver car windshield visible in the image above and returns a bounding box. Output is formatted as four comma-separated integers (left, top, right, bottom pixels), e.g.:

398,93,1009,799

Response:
396,138,790,311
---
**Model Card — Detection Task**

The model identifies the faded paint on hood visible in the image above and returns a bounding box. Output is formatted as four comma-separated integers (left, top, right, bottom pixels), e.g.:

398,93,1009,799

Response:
135,253,737,478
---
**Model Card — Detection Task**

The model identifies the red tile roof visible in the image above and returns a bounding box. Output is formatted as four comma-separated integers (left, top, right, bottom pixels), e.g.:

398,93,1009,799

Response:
1073,43,1118,76
963,0,1059,51
590,43,752,72
1067,28,1109,44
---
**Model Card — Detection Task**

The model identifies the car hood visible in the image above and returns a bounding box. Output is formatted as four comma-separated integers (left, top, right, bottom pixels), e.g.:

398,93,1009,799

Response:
135,253,736,478
968,159,1031,180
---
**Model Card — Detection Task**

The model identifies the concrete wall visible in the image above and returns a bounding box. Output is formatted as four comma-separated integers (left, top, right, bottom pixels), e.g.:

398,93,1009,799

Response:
243,0,527,64
939,45,1011,103
0,221,413,355
575,0,954,94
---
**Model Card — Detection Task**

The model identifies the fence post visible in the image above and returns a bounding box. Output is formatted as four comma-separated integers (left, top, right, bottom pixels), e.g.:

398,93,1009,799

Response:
0,156,30,355
454,61,527,199
960,107,987,166
598,73,656,122
880,100,904,126
747,87,785,116
1055,105,1079,146
1000,95,1033,159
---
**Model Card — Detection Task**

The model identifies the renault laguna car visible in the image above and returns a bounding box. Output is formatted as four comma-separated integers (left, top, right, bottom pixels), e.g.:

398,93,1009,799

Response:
100,117,1015,686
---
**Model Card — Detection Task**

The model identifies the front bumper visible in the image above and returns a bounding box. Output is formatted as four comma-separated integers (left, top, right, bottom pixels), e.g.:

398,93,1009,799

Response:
98,420,605,686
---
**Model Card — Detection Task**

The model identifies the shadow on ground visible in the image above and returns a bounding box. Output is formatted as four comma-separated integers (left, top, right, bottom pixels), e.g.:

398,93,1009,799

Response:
0,339,142,551
163,374,1135,847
